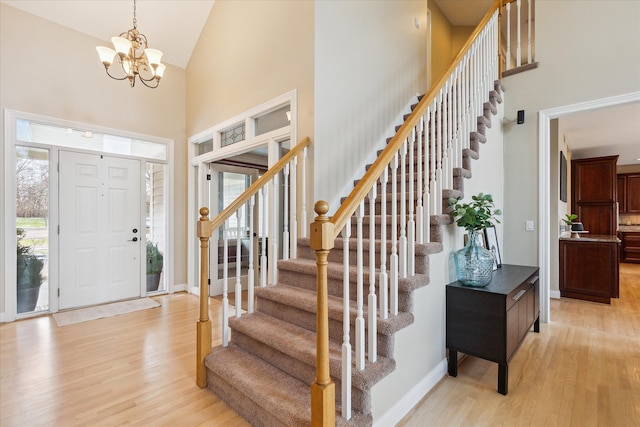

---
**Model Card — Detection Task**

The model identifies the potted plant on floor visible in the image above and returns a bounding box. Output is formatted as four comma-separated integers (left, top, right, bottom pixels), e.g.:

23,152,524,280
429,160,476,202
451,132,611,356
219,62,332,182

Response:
17,227,45,313
448,193,502,287
146,240,164,292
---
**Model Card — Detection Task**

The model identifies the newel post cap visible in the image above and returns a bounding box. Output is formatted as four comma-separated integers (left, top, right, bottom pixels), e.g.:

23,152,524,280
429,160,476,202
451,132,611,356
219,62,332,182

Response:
310,201,334,251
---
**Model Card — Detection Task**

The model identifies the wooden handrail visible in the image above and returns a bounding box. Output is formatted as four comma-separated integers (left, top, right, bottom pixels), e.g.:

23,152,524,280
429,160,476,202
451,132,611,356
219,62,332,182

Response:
328,4,500,237
207,136,310,233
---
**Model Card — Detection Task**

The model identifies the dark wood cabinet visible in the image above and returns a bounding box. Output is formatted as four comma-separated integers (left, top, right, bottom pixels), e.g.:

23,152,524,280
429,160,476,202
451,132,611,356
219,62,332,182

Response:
446,265,539,395
572,156,618,235
618,173,640,214
620,232,640,263
559,235,620,303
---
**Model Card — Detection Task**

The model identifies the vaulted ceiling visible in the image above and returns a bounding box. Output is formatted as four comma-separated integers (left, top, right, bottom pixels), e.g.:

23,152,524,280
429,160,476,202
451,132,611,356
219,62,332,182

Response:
3,0,639,165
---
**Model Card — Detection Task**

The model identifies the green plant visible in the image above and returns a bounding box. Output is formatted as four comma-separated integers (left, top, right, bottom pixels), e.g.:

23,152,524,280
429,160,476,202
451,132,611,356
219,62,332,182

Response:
146,241,164,274
17,227,44,289
562,213,578,226
448,193,502,232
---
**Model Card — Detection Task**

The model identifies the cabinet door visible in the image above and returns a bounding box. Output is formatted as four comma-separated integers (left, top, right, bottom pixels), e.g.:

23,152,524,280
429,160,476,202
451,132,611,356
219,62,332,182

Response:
627,175,640,213
618,175,627,213
576,203,616,235
572,156,618,204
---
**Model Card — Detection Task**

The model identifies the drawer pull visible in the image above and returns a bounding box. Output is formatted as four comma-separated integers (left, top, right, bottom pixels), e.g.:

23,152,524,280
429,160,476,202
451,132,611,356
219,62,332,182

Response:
528,276,539,285
512,289,527,301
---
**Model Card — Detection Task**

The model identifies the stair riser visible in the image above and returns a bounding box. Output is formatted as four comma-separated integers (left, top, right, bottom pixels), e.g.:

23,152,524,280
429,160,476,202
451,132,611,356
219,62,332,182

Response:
231,329,371,414
296,243,430,275
277,268,413,312
255,296,396,358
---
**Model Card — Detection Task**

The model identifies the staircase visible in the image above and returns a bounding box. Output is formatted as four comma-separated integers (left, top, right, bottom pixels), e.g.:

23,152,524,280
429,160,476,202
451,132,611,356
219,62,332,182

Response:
202,79,504,425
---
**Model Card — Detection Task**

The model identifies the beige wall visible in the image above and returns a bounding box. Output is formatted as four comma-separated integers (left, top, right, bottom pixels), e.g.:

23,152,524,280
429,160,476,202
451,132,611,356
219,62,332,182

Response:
186,0,314,142
502,0,640,266
428,0,453,87
0,4,188,314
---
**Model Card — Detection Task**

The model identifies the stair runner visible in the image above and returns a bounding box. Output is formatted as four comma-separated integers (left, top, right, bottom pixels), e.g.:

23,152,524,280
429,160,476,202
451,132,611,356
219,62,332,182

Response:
204,81,504,426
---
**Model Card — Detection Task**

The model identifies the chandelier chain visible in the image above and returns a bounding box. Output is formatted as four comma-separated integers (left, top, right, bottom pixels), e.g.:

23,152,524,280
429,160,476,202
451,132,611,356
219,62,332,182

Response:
133,0,137,29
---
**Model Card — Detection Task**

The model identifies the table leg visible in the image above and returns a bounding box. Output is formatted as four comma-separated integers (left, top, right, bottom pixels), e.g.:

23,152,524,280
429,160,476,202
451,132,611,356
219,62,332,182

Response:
448,350,458,377
498,363,508,395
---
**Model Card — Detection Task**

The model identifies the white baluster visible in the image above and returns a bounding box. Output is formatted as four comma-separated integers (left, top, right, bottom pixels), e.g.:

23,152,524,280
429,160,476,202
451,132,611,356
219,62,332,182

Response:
442,81,450,191
260,186,268,287
301,147,308,238
222,222,229,346
355,202,365,371
399,140,408,279
423,110,431,243
283,163,290,261
235,210,242,318
408,131,416,277
270,174,278,285
379,168,389,320
429,101,437,219
368,186,377,363
436,92,443,216
390,154,399,318
416,117,424,245
248,195,255,313
291,156,298,259
341,221,352,419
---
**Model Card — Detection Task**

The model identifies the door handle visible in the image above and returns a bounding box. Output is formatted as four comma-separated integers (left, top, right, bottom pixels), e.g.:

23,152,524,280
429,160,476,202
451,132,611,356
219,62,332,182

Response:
128,237,138,242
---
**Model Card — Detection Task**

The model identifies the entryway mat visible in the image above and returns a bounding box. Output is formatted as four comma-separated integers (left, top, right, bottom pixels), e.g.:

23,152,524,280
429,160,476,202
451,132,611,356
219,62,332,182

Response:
52,297,160,327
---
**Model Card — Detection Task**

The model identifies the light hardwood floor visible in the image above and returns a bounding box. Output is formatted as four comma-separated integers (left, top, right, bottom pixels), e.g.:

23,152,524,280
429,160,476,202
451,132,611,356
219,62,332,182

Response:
1,264,639,426
399,262,640,426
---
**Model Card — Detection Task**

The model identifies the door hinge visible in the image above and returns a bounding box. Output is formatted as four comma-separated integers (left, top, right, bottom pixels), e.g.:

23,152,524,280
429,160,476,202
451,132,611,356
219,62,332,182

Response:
57,225,60,234
208,279,211,285
206,174,211,181
57,162,60,172
58,288,60,297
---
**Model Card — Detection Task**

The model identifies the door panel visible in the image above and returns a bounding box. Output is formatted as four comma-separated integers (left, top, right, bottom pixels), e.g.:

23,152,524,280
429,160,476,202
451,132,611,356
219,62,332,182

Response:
59,152,141,309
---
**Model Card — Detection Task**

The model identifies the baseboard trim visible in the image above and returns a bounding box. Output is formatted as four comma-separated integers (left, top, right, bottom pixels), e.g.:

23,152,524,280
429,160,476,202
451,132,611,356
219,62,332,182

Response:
550,290,561,299
172,283,187,293
373,358,448,427
0,312,6,323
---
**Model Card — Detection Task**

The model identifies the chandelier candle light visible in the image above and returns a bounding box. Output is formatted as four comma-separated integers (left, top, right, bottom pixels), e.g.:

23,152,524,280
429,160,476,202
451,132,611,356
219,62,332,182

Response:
96,0,165,88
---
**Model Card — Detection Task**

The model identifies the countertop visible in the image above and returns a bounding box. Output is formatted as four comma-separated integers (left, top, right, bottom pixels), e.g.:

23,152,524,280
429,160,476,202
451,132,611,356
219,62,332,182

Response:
560,234,621,243
618,225,640,232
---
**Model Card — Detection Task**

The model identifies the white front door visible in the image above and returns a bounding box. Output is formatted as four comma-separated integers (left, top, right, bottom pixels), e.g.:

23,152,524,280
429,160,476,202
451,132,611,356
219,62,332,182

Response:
59,151,141,309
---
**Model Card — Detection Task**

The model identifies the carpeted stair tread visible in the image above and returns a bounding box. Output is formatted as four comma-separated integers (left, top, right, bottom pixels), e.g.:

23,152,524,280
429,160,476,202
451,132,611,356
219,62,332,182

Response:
297,237,442,257
205,344,311,426
256,284,415,336
229,312,396,390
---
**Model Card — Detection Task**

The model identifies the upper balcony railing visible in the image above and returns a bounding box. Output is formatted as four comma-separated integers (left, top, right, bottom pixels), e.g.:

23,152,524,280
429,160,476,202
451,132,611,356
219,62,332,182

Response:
500,0,537,76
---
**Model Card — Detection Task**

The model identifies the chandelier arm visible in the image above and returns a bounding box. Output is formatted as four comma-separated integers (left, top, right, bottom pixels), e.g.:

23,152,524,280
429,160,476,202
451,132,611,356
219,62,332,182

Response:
139,77,160,89
103,66,130,81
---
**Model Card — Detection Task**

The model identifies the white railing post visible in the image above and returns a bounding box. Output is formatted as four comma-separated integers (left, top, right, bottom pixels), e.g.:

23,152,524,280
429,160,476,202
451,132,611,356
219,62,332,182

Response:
429,100,437,218
270,174,278,285
379,167,389,320
506,1,512,70
291,156,298,259
301,147,308,238
407,131,416,277
399,139,408,279
248,195,255,313
222,222,230,346
390,155,399,317
355,201,365,371
235,210,243,318
416,117,424,244
283,163,290,261
341,220,352,420
260,186,268,287
516,0,522,67
367,186,377,363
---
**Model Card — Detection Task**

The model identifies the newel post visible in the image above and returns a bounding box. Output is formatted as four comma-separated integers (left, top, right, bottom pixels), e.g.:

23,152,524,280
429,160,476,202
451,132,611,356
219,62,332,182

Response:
196,207,212,388
309,201,336,426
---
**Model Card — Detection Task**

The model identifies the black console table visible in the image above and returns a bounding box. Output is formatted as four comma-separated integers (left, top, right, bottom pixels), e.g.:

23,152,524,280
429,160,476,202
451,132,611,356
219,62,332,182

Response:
446,264,540,395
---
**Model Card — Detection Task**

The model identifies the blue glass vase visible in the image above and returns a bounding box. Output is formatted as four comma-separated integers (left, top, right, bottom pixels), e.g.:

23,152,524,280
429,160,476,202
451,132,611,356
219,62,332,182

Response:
454,229,494,287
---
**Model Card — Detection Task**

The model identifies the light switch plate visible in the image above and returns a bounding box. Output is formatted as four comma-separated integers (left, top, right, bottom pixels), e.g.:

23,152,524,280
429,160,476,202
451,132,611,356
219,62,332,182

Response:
525,220,535,231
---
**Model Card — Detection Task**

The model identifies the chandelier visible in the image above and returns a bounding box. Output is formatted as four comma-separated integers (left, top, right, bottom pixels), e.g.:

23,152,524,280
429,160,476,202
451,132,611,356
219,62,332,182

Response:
96,0,166,88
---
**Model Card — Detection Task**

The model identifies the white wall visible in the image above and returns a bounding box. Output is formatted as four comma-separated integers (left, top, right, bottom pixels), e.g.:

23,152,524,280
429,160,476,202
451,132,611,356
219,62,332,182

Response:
501,0,640,266
0,4,187,315
314,0,429,211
